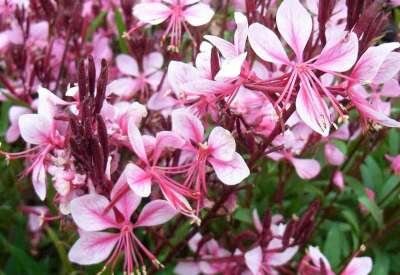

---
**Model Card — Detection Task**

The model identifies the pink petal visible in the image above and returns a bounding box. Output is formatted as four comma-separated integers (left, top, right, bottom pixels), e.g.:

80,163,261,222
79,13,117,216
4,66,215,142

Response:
289,157,321,179
248,23,290,65
351,42,400,83
32,162,47,201
107,77,139,97
351,89,400,127
208,126,236,161
204,35,236,59
29,21,48,41
314,31,359,72
134,200,178,227
209,152,250,185
373,52,400,84
147,91,177,111
380,79,400,97
116,54,139,76
333,170,345,191
174,262,201,275
215,52,247,80
324,143,345,166
167,61,203,97
68,231,119,265
341,257,373,275
268,245,298,266
128,123,149,163
70,194,117,231
252,209,263,234
111,172,142,220
308,246,332,271
183,3,214,26
37,86,69,119
19,114,52,145
5,125,20,143
133,3,171,25
125,163,152,197
171,109,204,143
234,12,248,54
244,246,262,275
143,52,163,74
295,83,331,137
153,131,185,162
276,0,312,61
181,79,233,96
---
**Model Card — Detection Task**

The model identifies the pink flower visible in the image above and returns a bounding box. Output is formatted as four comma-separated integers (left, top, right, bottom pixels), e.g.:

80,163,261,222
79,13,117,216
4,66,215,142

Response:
175,233,233,275
133,0,214,50
108,52,163,98
171,109,250,213
385,155,400,175
244,215,298,274
68,182,178,273
248,0,359,136
204,12,248,80
121,119,198,219
299,246,372,275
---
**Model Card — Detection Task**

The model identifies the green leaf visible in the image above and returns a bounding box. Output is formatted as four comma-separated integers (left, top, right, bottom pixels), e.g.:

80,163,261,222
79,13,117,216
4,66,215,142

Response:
233,208,253,224
323,225,343,268
378,175,400,204
341,209,360,234
358,197,383,226
372,249,390,275
86,11,107,40
388,128,399,155
0,234,47,275
114,9,129,53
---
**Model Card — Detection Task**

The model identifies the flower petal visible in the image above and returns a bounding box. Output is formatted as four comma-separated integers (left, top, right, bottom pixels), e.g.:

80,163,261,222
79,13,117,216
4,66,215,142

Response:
19,114,52,145
204,35,236,59
324,143,345,166
289,157,321,179
128,123,149,163
171,109,204,143
111,171,142,220
153,131,185,162
68,231,119,265
107,77,139,97
183,3,214,26
208,126,236,161
234,12,248,54
342,257,373,275
125,163,152,197
70,194,116,231
133,3,171,25
296,83,331,137
167,61,203,97
314,31,359,72
244,246,262,275
32,162,47,201
248,23,289,65
209,152,250,185
134,200,178,227
351,42,400,83
276,0,312,61
373,52,400,84
116,54,139,76
215,52,247,80
143,52,164,75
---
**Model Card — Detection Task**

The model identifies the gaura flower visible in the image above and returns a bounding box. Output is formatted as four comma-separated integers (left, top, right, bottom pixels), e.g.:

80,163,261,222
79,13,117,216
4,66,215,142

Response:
248,0,359,136
133,0,214,50
68,181,178,273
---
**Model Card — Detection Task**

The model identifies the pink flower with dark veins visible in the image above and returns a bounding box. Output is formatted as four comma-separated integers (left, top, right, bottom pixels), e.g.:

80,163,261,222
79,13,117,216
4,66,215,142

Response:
68,181,178,274
133,0,214,50
248,0,359,136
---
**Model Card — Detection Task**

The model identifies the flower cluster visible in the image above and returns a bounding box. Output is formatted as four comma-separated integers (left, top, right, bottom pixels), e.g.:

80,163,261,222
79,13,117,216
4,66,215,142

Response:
0,0,399,274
